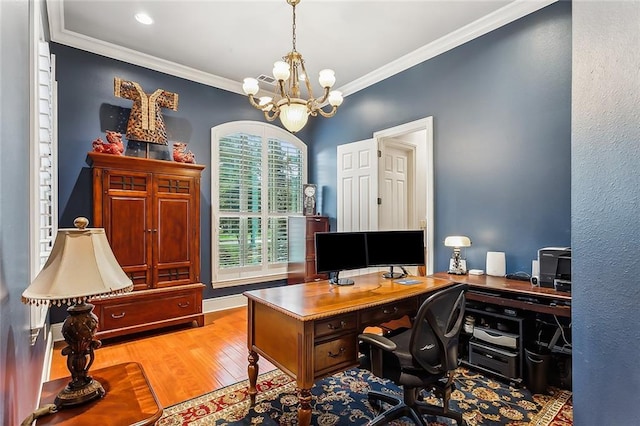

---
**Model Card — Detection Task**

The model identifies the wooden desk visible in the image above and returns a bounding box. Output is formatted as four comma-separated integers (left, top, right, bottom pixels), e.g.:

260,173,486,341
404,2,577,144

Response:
37,362,162,425
244,272,452,426
431,272,572,317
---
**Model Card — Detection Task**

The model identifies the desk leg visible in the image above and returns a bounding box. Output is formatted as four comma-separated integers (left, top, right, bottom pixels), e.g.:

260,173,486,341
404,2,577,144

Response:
298,388,312,426
248,350,259,405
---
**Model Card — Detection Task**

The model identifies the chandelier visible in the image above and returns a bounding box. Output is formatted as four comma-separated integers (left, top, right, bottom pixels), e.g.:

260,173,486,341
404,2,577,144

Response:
242,0,343,133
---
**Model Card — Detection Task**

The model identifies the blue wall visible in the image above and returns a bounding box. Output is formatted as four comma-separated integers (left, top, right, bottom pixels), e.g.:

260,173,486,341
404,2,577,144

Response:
51,2,570,314
310,2,571,274
572,2,640,423
0,2,49,424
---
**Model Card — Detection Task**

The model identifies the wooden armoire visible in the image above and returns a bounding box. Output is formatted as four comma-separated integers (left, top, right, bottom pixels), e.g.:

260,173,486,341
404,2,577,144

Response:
88,152,205,339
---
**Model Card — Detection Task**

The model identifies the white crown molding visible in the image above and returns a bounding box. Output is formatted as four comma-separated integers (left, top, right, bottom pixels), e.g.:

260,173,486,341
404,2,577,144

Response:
46,0,245,95
339,0,558,96
47,0,557,98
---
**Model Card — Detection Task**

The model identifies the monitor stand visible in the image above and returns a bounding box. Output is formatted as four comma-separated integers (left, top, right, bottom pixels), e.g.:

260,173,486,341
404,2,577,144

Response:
329,271,355,286
382,265,408,279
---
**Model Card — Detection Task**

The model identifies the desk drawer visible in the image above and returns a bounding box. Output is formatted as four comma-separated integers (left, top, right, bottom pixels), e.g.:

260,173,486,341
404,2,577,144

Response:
314,334,358,375
360,299,417,327
315,313,358,339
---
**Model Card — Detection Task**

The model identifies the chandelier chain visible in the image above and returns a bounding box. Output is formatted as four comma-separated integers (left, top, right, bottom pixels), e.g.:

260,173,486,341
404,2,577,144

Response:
291,2,297,52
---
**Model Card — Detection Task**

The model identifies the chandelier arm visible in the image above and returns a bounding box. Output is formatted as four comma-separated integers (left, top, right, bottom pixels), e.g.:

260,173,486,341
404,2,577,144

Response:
247,95,264,110
313,87,331,105
299,59,315,100
264,108,281,122
317,105,339,118
277,80,288,99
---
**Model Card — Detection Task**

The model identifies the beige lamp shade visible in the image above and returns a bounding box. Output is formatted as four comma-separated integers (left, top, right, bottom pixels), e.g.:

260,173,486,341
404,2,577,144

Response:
444,235,472,248
22,217,133,306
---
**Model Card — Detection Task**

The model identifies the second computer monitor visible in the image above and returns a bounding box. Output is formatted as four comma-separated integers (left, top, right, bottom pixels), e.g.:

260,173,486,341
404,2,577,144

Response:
366,230,425,278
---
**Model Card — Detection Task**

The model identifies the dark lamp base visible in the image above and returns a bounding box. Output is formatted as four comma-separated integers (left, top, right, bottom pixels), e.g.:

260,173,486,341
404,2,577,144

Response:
54,378,105,408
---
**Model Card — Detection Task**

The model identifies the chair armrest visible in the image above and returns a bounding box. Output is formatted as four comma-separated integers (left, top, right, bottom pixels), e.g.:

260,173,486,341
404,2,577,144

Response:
358,333,397,352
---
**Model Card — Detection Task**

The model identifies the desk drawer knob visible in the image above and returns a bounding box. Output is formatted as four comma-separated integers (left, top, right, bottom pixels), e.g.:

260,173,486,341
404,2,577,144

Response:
178,301,190,308
111,312,126,319
328,347,346,358
327,321,347,330
383,307,398,315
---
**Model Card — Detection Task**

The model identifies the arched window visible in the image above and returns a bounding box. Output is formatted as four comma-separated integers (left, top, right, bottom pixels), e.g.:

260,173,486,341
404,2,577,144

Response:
211,121,307,286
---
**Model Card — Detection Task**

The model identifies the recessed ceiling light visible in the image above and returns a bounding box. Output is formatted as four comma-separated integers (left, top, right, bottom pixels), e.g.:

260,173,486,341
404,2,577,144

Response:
135,13,153,25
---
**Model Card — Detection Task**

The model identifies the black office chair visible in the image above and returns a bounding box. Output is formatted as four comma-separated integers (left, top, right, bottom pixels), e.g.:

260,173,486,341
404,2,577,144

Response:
359,283,468,426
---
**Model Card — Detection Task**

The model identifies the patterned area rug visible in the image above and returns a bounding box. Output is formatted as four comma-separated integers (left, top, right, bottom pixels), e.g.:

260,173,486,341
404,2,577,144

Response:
157,367,572,425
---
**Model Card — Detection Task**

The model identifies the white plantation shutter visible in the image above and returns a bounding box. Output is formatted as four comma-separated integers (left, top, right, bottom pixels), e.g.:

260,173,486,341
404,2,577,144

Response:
29,38,57,343
35,42,57,271
212,122,307,286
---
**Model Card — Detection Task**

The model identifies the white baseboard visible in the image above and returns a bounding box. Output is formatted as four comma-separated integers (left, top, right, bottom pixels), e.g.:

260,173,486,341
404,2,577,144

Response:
51,294,248,342
203,293,247,313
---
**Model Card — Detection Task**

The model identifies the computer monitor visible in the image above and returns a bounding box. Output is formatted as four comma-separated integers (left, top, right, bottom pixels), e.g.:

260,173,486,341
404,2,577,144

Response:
365,230,425,278
315,232,368,285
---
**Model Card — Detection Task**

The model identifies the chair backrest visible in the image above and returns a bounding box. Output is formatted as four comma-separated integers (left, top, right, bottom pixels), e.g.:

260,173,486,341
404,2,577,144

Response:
409,283,467,375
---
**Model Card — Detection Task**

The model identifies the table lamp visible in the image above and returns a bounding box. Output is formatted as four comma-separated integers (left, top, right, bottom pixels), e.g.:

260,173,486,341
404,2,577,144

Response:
444,235,472,275
22,217,133,408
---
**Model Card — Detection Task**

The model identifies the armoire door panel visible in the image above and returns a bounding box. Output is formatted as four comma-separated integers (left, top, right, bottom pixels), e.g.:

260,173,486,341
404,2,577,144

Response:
106,197,149,265
104,196,152,290
156,199,190,262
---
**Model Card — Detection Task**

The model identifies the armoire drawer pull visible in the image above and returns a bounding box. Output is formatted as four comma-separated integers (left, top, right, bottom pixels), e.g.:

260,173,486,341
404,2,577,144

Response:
178,301,190,308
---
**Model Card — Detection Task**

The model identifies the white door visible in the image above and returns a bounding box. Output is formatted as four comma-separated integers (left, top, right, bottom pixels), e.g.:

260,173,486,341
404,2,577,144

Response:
336,117,434,275
336,139,378,232
379,142,413,231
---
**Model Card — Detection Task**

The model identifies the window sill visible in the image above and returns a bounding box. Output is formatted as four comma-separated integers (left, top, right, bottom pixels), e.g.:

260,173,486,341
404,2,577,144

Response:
211,272,287,289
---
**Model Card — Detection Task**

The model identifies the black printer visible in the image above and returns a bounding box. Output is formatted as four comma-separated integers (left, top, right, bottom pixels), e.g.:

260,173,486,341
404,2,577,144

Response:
538,247,571,292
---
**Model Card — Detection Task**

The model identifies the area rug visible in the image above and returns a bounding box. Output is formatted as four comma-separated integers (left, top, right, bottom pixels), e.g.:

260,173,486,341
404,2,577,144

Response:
157,367,572,426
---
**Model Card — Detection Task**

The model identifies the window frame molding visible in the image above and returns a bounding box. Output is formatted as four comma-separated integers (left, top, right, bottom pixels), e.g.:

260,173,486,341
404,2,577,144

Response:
211,121,307,288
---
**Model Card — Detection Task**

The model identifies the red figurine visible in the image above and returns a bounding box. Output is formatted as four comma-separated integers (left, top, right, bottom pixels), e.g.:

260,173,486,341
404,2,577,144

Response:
92,130,125,155
172,142,195,163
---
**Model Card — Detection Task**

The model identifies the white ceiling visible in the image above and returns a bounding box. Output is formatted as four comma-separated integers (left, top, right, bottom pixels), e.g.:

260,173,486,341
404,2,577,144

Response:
46,0,555,97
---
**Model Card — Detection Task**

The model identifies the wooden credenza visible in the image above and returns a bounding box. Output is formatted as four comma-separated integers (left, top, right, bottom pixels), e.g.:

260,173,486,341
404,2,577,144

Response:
88,152,205,339
287,215,329,284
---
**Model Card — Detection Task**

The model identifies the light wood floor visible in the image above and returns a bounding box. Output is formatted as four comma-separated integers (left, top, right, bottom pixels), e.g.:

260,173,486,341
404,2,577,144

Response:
48,307,276,408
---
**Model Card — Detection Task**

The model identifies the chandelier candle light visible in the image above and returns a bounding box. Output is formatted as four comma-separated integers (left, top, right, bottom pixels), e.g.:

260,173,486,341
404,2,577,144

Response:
242,0,343,133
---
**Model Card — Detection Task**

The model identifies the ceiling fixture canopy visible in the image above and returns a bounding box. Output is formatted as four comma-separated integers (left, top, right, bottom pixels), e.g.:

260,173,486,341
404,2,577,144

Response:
242,0,343,133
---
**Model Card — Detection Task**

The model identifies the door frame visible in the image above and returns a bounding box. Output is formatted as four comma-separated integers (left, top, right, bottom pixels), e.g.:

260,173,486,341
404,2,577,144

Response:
373,117,434,275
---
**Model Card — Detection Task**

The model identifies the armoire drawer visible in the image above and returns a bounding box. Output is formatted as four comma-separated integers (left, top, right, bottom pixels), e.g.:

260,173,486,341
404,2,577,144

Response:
99,291,199,330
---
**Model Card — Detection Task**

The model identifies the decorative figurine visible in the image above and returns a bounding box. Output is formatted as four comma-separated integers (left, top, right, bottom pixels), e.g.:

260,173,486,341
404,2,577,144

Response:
91,130,125,155
114,77,179,145
172,142,196,164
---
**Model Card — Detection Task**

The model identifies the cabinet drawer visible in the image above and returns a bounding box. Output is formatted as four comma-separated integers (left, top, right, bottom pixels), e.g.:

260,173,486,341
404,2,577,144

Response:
306,217,328,234
314,334,358,375
315,313,358,339
101,292,199,330
360,298,417,327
